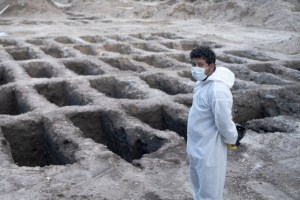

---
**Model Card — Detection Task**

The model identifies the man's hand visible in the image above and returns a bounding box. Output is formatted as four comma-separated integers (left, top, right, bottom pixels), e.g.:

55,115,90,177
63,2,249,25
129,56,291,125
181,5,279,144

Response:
227,144,237,150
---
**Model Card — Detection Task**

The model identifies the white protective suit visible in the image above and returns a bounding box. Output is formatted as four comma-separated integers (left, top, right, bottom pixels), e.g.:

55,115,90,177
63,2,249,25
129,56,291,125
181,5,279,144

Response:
187,67,238,200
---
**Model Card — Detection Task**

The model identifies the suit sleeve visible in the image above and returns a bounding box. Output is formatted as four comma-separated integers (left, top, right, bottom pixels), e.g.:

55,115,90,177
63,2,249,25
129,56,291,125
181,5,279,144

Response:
211,84,238,144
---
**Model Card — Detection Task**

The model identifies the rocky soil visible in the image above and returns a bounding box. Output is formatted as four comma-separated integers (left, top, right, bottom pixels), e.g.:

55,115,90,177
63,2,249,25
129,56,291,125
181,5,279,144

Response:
0,0,299,200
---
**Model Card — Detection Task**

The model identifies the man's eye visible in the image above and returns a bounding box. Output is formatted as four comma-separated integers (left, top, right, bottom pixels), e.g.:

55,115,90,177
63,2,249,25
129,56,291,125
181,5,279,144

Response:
191,63,196,66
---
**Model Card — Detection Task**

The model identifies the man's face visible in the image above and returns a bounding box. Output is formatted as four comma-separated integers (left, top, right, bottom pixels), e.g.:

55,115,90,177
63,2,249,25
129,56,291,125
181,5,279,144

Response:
191,58,210,75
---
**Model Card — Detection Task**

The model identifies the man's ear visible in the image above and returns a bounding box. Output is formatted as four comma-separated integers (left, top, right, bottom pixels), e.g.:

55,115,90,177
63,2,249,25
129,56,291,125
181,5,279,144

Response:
209,63,216,73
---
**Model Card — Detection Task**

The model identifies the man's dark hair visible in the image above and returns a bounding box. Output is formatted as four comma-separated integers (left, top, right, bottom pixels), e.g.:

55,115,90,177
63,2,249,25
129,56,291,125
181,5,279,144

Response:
190,46,216,65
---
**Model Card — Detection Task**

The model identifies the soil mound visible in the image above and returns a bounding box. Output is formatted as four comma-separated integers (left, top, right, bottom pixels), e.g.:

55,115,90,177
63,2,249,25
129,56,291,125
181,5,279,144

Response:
196,0,300,32
0,0,64,17
143,0,300,31
54,0,300,31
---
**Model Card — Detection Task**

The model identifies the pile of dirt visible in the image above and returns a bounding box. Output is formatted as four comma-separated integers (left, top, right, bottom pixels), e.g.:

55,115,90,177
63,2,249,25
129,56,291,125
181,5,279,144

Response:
59,0,136,17
0,0,64,17
197,0,300,32
1,0,299,30
53,0,300,31
140,0,300,32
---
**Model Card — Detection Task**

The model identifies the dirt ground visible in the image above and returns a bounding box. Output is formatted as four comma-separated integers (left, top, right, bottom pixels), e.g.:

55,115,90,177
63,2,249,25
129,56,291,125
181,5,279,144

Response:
0,0,299,200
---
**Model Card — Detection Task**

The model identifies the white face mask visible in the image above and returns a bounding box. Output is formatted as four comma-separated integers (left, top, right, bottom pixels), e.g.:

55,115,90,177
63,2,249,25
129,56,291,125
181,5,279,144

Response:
191,67,207,81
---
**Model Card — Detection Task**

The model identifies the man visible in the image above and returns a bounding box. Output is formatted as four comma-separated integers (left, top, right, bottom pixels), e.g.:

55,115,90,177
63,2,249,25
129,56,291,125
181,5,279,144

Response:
187,46,238,200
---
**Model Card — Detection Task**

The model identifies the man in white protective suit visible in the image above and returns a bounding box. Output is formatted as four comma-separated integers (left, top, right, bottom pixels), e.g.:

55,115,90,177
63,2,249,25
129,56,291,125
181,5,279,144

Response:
187,46,238,200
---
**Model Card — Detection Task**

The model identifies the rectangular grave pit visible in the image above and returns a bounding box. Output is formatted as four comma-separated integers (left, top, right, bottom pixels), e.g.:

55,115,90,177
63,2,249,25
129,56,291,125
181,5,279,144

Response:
69,110,165,163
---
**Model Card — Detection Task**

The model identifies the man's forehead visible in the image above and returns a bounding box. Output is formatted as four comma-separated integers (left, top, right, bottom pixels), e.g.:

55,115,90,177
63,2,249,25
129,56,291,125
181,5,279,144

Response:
191,58,207,63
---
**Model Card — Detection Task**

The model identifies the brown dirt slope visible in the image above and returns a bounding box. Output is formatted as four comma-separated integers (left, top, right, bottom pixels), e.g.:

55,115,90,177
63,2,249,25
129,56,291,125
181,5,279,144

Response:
54,0,300,31
0,0,64,17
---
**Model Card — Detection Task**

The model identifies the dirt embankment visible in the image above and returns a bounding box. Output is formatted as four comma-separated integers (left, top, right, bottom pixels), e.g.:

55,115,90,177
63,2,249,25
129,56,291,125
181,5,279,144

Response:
50,0,300,32
0,0,64,17
1,0,299,31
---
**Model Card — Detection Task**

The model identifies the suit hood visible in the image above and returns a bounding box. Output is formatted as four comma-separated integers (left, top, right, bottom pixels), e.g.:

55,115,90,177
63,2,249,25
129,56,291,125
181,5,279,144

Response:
206,67,235,89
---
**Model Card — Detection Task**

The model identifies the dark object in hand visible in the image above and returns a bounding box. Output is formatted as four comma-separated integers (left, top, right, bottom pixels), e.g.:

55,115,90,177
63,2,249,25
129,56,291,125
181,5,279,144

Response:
235,125,246,146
